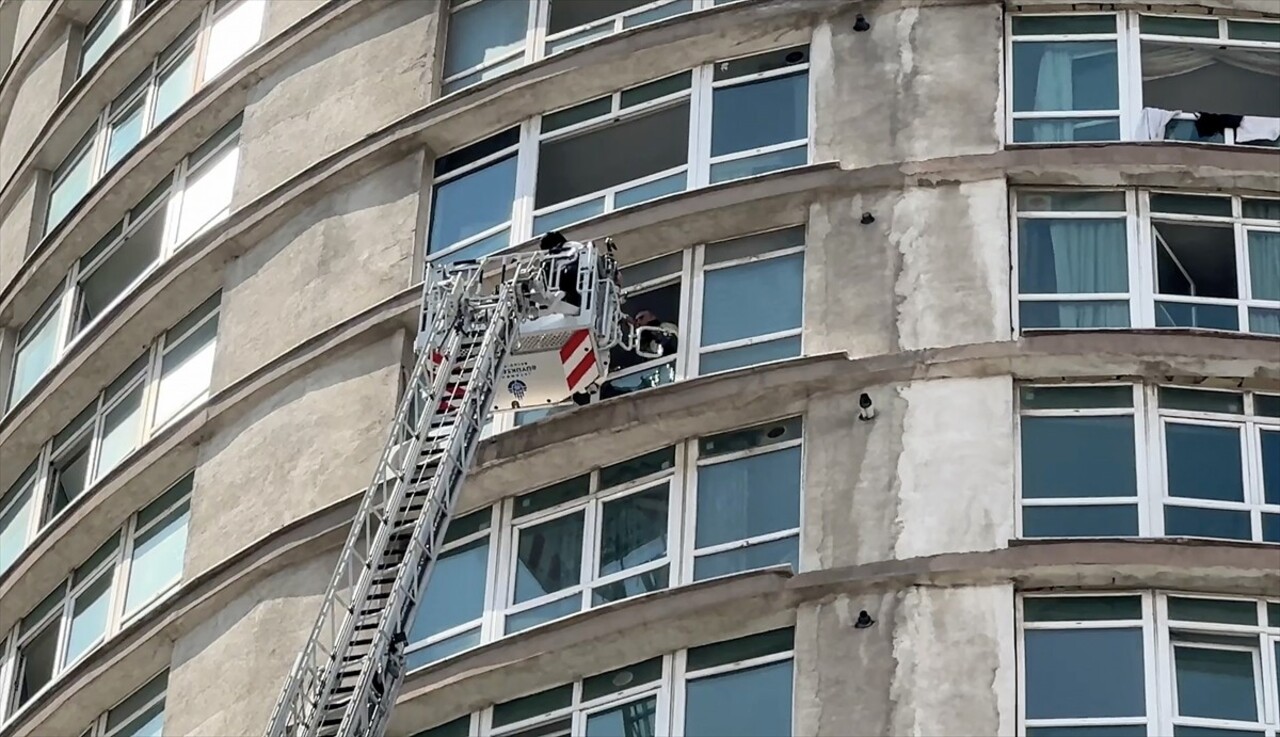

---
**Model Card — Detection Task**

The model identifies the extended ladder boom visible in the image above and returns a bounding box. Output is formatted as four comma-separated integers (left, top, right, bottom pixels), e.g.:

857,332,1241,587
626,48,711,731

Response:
266,241,623,737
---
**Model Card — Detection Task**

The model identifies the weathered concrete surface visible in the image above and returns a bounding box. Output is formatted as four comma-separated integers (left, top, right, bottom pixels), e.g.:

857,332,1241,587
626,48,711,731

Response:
234,1,438,205
806,178,1010,359
214,156,418,390
813,4,1002,171
1,29,68,190
11,0,53,60
165,551,335,737
187,333,400,577
804,377,1015,572
794,584,1016,737
0,173,38,291
262,0,328,39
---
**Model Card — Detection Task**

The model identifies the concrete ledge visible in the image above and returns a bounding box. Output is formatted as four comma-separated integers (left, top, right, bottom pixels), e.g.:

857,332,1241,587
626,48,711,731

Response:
0,0,386,327
1008,0,1280,16
390,539,1278,735
0,0,203,201
0,1,94,133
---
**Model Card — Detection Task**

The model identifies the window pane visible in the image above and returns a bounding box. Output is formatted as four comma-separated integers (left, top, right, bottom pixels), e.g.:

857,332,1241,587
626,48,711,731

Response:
50,442,92,517
1012,118,1120,143
1,479,35,572
1155,301,1239,331
10,308,63,405
684,660,793,737
583,657,663,700
1018,219,1127,294
175,141,239,244
1263,430,1279,505
1172,727,1265,737
1011,15,1116,36
706,227,805,266
700,417,802,458
688,629,793,670
1017,190,1126,212
585,696,657,737
1024,595,1143,622
124,501,190,614
493,685,574,728
408,538,488,642
1020,299,1130,329
1165,424,1244,502
709,145,807,183
1141,15,1218,38
1152,193,1234,218
592,566,668,605
714,46,808,82
429,156,517,252
66,572,113,663
153,50,196,126
1012,41,1118,112
108,672,167,735
96,382,145,480
17,623,58,704
1175,646,1258,721
1164,505,1251,540
79,212,164,327
504,594,579,634
701,253,803,346
1230,20,1280,43
154,312,218,426
48,146,95,229
542,97,611,133
444,0,528,78
1019,385,1133,410
693,535,797,580
1168,597,1258,626
1024,628,1145,719
700,335,800,374
621,71,692,108
112,701,164,737
1159,387,1243,414
515,511,584,602
513,476,591,519
696,446,800,548
405,627,480,670
80,1,126,74
1022,504,1139,537
106,100,145,170
1021,416,1136,498
414,716,471,737
711,73,807,157
1248,231,1280,301
203,0,265,80
598,484,667,576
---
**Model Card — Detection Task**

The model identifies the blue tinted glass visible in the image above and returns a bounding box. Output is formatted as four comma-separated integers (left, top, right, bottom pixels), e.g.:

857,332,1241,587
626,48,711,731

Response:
1164,506,1251,540
1013,118,1121,143
598,485,668,576
615,171,685,209
592,566,668,605
1020,300,1130,328
1028,728,1147,737
1155,302,1239,331
1173,727,1266,737
1021,416,1136,498
1019,220,1128,294
701,253,803,346
696,447,801,548
709,146,807,183
1024,628,1145,719
504,594,579,634
685,660,793,737
586,697,657,737
1012,42,1118,112
428,155,517,251
693,536,797,581
405,627,480,670
1175,646,1258,721
437,228,510,264
1264,513,1280,543
699,336,800,375
408,539,488,642
1262,430,1279,505
533,197,605,235
1165,424,1243,501
1022,504,1139,537
711,73,808,156
515,511,583,602
443,0,528,78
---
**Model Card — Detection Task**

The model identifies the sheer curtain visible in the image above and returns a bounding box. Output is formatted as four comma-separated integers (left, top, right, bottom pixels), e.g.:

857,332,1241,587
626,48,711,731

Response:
1024,220,1129,327
1033,48,1076,142
1248,230,1280,334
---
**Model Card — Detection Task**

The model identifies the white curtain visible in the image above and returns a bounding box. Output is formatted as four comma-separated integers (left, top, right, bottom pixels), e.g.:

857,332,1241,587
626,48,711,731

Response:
1248,231,1280,334
1143,44,1280,80
1049,221,1129,327
1033,48,1077,142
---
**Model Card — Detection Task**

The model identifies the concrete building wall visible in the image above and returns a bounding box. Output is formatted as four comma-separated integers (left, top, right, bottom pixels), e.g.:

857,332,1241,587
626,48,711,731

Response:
0,174,39,289
1,29,69,187
11,0,52,58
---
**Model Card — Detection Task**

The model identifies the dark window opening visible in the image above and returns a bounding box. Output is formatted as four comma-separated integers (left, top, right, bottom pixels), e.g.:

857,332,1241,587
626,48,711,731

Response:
1153,222,1238,298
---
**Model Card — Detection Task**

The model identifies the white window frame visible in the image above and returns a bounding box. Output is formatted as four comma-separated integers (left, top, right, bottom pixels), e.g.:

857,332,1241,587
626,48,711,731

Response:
670,637,797,737
425,47,813,262
80,670,167,737
1006,11,1280,147
1018,591,1280,737
495,449,683,636
1011,188,1280,336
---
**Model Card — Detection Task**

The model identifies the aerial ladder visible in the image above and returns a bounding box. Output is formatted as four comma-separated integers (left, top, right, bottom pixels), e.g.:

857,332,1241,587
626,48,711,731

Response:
264,235,663,737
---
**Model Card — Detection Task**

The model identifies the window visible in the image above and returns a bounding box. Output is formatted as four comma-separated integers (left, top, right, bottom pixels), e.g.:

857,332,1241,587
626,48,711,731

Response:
80,671,167,737
0,299,217,574
402,420,803,671
484,225,806,434
0,477,189,722
1008,12,1280,146
411,628,795,737
440,0,708,95
1013,189,1280,335
502,447,677,634
48,1,262,236
1019,592,1280,737
425,47,812,261
1017,384,1280,543
688,418,802,580
9,118,240,412
78,0,132,79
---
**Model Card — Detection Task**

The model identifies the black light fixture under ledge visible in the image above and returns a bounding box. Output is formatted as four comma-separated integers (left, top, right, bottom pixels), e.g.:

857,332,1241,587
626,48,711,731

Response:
860,212,875,225
854,610,876,629
853,14,871,32
858,392,875,421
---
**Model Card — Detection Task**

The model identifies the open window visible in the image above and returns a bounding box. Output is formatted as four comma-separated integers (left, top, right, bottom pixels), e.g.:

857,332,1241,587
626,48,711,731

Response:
600,253,683,401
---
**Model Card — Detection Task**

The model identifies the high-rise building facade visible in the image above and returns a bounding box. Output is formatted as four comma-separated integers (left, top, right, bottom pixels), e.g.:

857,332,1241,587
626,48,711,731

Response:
0,1,1276,735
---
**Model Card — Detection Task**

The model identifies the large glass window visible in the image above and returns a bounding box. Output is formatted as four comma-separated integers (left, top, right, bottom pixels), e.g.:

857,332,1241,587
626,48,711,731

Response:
74,671,167,737
1008,12,1280,146
1013,189,1280,335
1017,383,1280,543
405,508,493,670
7,293,69,408
48,1,261,238
152,295,220,428
0,465,38,573
410,628,795,737
425,48,812,262
1020,592,1280,737
0,476,190,722
689,418,802,581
